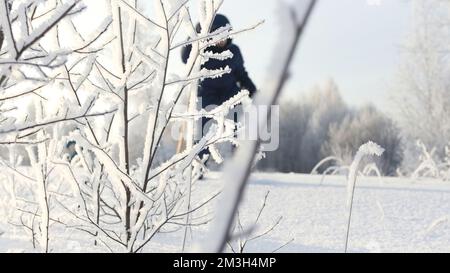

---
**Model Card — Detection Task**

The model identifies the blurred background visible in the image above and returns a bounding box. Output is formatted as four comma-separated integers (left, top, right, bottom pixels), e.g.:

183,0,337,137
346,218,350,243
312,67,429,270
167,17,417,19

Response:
211,0,450,177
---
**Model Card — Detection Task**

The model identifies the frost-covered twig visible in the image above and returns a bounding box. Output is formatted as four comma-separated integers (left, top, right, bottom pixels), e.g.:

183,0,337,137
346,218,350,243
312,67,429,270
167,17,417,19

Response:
0,107,117,135
0,0,82,86
411,140,447,180
228,191,284,253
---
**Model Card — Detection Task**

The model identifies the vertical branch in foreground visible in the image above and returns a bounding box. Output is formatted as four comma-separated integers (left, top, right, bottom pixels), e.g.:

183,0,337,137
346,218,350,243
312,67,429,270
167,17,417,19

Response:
182,72,198,252
141,0,170,192
0,0,13,86
200,0,318,253
182,0,220,252
25,101,51,253
111,1,133,244
0,28,4,51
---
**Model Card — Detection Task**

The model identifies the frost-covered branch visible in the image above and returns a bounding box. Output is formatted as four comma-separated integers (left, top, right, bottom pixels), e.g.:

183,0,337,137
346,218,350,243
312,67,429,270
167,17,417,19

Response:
201,0,318,253
0,0,261,253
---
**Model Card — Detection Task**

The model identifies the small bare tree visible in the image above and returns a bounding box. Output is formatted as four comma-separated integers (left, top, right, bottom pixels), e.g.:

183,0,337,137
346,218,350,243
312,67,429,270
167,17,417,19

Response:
0,0,263,253
18,0,261,252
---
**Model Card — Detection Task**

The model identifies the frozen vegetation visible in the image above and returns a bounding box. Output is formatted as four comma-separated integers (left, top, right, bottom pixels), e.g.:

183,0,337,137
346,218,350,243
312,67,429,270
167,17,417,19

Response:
0,0,449,253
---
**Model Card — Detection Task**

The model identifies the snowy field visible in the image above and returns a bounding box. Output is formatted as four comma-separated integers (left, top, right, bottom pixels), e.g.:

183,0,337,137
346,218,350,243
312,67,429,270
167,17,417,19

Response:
3,172,448,253
174,173,450,253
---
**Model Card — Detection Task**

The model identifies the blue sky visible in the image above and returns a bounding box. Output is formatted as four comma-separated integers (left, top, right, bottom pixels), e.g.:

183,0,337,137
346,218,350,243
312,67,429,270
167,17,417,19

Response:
218,0,412,111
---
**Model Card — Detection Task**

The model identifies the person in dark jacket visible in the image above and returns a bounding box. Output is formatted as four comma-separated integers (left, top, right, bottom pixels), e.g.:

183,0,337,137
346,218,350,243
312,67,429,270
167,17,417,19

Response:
182,14,257,159
65,140,78,163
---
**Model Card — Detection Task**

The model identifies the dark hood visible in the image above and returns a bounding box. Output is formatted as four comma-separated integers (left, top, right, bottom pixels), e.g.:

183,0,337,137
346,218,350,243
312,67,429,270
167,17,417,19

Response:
211,14,231,32
196,14,232,32
196,14,233,49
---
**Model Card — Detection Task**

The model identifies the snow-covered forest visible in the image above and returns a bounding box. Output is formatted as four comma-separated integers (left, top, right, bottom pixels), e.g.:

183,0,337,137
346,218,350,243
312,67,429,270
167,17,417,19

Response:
0,0,449,253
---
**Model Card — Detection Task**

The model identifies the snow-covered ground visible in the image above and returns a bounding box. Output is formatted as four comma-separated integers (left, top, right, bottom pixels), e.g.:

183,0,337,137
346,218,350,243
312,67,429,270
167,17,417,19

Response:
1,172,450,253
166,173,450,253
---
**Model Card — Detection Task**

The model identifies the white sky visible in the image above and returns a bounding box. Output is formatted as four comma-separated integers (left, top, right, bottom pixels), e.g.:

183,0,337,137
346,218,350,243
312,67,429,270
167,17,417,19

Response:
218,0,412,111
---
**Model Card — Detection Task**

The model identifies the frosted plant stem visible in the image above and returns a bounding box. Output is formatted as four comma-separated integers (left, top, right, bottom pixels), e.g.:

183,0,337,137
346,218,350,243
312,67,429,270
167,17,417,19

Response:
344,174,357,253
344,142,384,253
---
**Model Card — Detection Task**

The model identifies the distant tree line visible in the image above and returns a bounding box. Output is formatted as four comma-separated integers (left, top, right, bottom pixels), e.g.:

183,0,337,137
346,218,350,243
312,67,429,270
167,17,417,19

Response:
257,80,403,176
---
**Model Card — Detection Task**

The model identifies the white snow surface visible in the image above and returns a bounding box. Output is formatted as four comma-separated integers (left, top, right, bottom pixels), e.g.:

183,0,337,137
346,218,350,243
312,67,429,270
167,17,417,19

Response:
1,172,450,253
